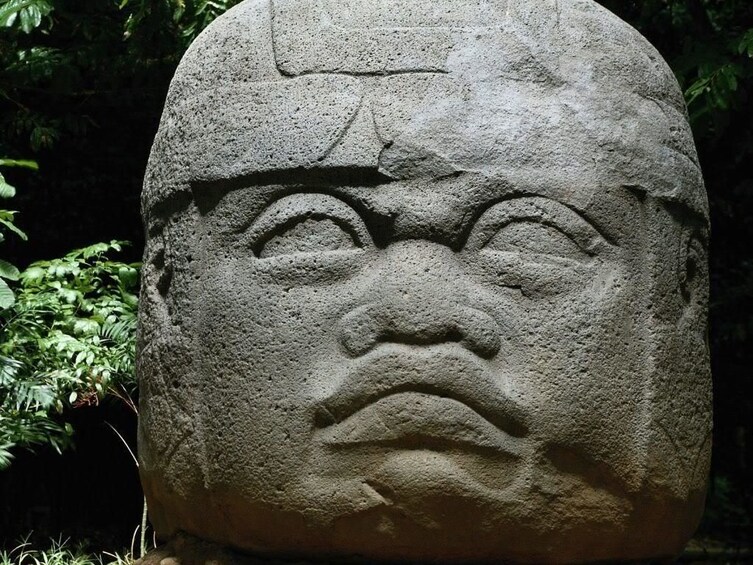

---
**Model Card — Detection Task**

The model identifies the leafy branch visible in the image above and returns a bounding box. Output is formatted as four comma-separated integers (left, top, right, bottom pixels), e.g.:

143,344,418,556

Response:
0,158,34,310
0,241,139,469
0,0,53,33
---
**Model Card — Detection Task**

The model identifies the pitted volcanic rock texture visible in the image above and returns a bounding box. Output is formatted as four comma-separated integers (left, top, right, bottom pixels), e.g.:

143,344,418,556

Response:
137,0,712,563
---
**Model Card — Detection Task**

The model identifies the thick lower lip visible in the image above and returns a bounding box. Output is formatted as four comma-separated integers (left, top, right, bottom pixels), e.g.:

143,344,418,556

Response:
314,345,529,441
318,391,523,454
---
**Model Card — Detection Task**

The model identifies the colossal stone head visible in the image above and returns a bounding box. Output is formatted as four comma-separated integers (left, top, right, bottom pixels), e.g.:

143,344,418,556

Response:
137,0,712,562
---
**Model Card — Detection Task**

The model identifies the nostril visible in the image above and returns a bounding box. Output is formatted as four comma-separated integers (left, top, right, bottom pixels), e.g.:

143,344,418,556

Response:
445,328,464,344
338,302,502,359
338,305,380,358
465,320,502,359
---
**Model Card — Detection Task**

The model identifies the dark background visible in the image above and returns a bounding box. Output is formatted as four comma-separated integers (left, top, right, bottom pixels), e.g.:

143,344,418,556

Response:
1,0,752,551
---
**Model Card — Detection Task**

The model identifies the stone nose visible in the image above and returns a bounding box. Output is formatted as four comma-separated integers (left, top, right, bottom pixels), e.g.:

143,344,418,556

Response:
338,241,501,358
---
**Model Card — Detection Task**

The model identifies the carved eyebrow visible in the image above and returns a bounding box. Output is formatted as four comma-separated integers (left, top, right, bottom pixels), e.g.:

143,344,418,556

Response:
191,168,392,215
461,195,614,253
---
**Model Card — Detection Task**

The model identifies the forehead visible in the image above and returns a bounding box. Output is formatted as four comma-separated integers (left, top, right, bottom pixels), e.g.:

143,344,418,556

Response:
154,79,702,199
143,0,706,220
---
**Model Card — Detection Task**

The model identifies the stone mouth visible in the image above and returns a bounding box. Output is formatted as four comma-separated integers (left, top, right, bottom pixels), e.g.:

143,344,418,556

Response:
314,345,529,450
319,391,524,454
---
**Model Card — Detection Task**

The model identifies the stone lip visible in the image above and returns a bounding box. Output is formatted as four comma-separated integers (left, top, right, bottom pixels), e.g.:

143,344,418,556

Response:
319,392,524,455
314,346,529,442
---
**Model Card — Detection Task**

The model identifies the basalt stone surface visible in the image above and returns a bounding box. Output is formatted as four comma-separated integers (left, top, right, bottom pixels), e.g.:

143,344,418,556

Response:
135,533,662,565
137,0,712,563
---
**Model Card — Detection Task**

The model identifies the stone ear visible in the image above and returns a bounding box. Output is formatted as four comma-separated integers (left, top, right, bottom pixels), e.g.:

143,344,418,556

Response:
678,229,713,495
679,231,709,324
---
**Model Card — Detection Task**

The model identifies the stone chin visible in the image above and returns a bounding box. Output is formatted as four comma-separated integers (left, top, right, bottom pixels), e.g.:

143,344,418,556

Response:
140,463,705,563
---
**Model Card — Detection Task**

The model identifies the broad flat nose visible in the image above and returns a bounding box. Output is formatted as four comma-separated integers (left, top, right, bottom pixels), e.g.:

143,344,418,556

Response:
338,241,501,358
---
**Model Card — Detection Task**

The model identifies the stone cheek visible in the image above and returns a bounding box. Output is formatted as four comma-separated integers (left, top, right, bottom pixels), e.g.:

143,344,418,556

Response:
137,0,712,563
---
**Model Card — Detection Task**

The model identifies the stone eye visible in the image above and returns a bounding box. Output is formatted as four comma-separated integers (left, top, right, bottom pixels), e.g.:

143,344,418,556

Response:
466,197,606,262
257,216,362,258
484,221,587,260
244,193,373,259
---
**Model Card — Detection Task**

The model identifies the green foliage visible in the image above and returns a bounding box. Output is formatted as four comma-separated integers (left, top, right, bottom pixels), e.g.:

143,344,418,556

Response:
0,0,53,33
0,538,134,565
0,159,33,310
700,475,753,534
0,159,38,200
596,1,753,128
0,241,139,469
0,252,20,310
681,30,753,129
0,0,241,156
120,0,240,46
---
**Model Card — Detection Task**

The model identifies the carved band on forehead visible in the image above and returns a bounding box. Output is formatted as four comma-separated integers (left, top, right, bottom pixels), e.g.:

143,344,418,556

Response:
142,0,708,222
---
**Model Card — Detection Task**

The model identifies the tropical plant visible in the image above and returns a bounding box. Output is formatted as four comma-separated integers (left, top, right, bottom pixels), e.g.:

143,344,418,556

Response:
0,159,34,310
0,0,243,269
0,0,242,155
0,0,53,33
0,241,139,469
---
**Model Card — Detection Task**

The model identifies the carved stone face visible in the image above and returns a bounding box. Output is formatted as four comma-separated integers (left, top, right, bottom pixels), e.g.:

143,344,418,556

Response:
137,0,712,562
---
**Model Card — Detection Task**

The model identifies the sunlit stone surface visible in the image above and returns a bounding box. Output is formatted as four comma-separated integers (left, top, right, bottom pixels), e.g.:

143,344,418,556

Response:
137,0,712,562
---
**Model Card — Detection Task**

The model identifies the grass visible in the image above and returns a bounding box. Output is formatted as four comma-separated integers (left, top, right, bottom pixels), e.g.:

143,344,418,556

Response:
0,538,135,565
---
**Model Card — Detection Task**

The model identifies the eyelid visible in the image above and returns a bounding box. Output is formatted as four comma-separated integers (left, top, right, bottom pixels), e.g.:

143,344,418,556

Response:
466,196,608,255
242,193,374,257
